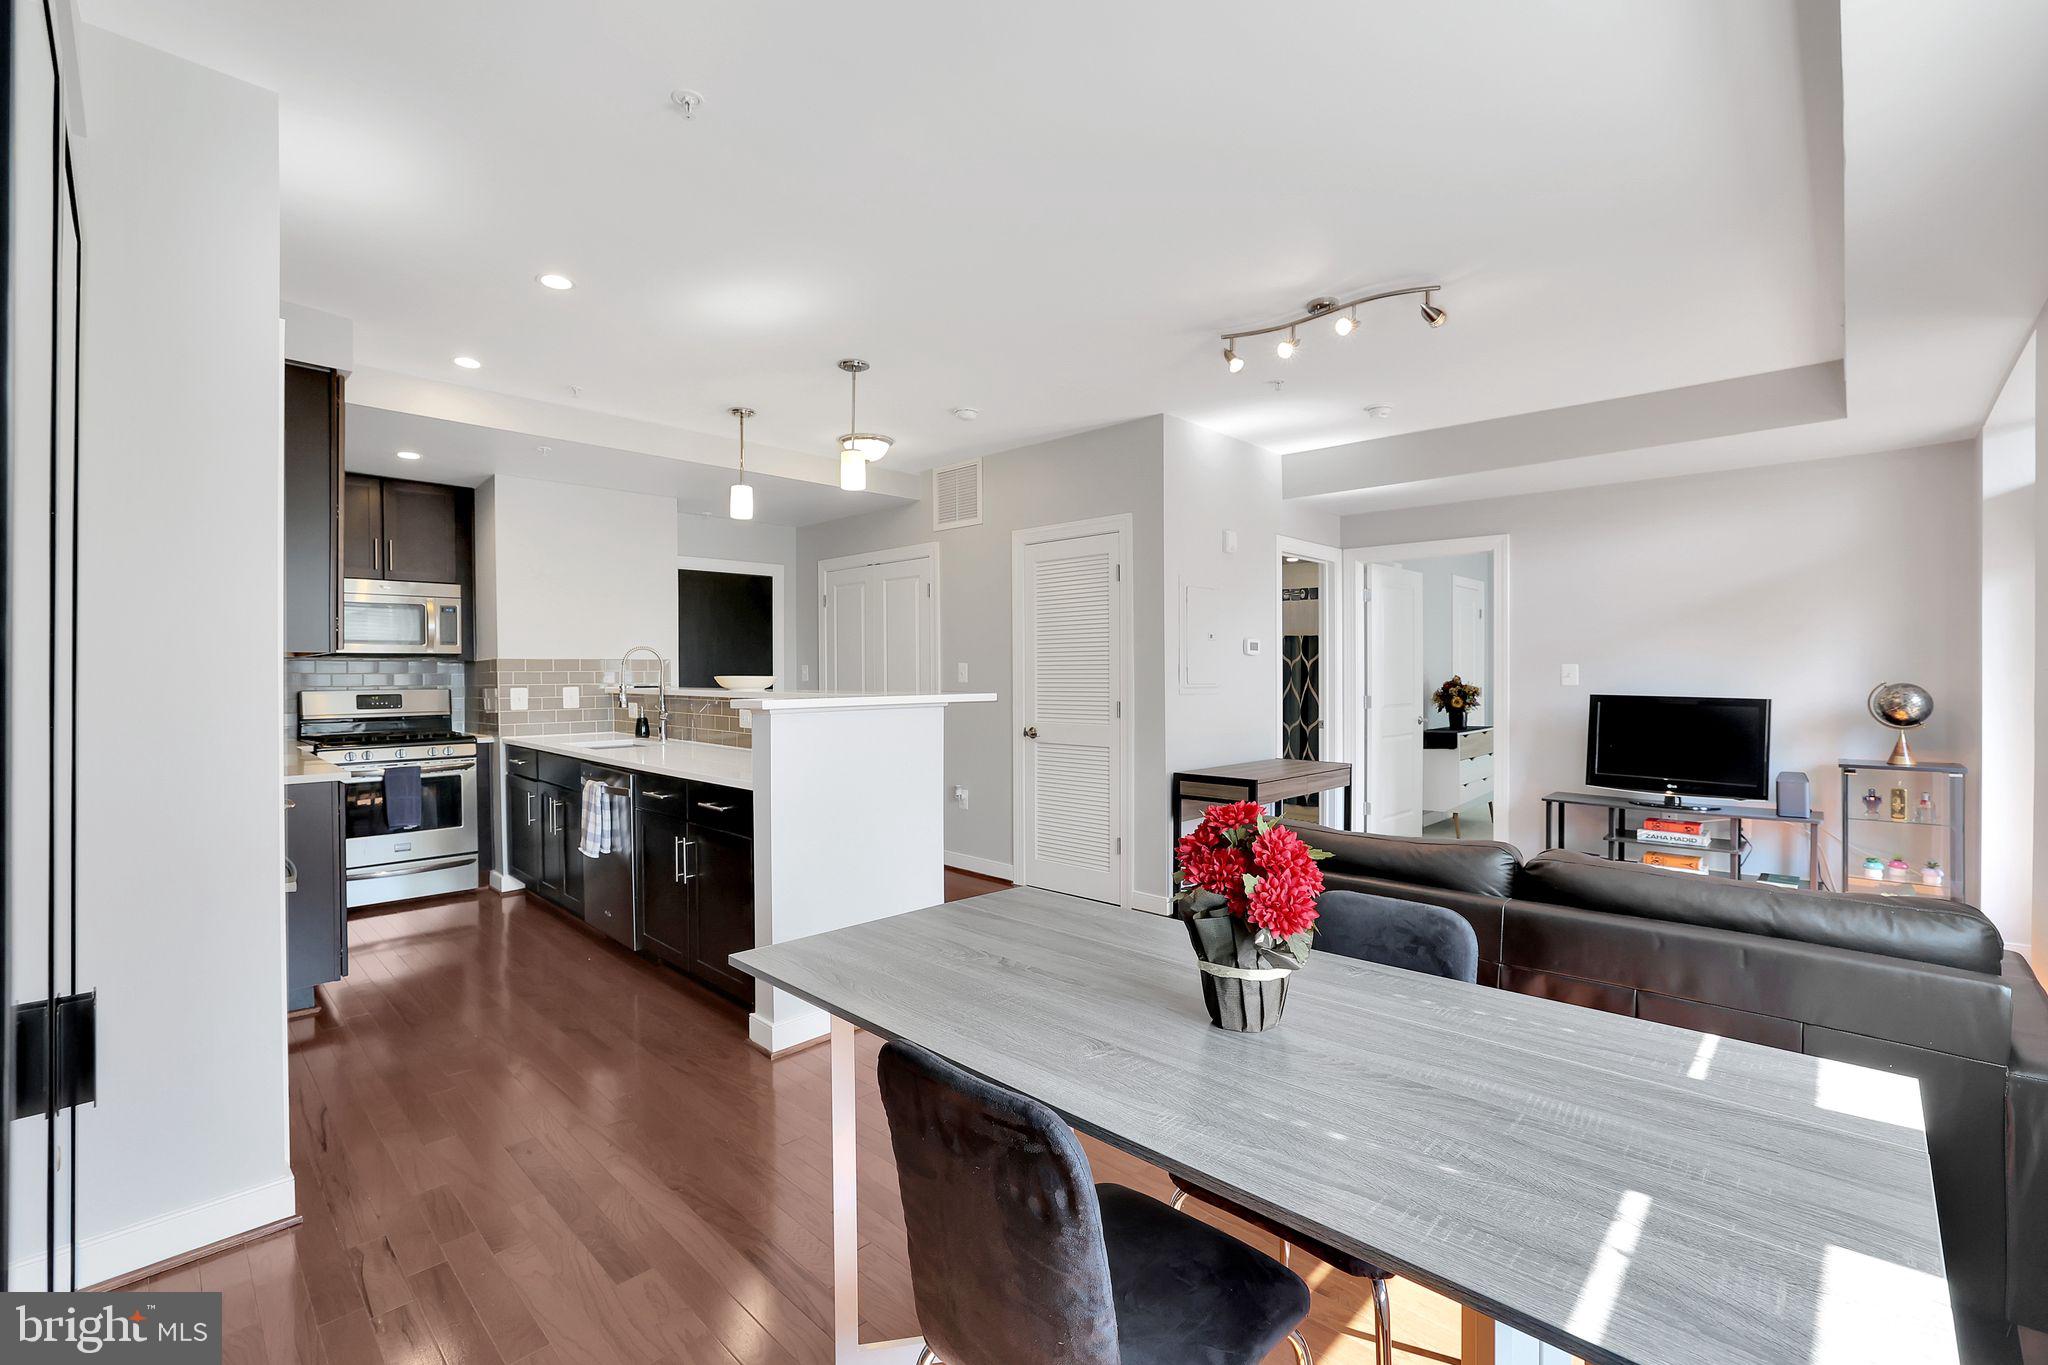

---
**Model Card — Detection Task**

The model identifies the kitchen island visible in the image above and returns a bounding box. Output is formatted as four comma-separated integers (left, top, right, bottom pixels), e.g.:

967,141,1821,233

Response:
493,690,995,1054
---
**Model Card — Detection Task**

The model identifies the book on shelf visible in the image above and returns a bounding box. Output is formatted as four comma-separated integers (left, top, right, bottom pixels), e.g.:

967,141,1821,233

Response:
1636,827,1712,848
1640,816,1706,835
1640,849,1708,874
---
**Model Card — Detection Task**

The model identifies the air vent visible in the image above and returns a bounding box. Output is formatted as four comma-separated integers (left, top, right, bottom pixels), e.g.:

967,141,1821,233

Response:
932,458,983,531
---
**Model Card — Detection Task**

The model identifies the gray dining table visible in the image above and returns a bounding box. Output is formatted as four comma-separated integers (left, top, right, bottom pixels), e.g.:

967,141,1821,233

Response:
732,886,1960,1365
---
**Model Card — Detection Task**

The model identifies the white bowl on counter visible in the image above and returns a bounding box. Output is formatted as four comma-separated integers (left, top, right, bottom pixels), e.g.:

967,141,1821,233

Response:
714,675,774,690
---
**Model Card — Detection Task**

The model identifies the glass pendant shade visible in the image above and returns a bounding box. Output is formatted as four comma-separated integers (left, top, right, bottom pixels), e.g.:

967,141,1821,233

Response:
839,447,867,492
844,433,894,462
728,481,754,520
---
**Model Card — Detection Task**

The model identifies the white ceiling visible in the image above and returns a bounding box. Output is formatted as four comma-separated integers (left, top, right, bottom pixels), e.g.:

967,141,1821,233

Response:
345,403,915,525
84,0,1855,487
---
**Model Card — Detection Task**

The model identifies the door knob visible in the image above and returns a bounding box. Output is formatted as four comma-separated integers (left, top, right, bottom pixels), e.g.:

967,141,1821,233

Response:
1023,726,1039,739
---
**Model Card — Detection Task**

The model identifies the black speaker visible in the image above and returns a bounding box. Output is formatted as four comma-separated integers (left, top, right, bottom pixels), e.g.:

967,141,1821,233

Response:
1776,771,1811,820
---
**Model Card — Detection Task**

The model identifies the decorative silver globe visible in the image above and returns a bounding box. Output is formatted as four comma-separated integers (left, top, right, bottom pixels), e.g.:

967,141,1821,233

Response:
1867,682,1934,766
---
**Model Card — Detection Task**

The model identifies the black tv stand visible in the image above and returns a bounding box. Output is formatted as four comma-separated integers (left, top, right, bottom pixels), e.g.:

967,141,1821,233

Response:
1542,790,1822,888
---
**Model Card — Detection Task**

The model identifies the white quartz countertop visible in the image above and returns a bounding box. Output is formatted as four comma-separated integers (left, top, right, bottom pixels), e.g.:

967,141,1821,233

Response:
636,687,996,712
284,748,345,785
498,732,755,791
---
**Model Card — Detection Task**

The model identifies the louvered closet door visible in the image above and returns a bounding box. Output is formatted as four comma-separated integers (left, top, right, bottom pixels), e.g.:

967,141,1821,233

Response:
1021,532,1123,903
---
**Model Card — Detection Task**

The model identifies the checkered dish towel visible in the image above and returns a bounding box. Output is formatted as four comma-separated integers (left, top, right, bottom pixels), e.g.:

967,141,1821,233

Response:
579,778,626,858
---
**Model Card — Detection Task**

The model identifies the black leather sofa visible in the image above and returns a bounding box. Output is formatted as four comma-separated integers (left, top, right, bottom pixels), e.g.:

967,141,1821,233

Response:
1288,823,2048,1349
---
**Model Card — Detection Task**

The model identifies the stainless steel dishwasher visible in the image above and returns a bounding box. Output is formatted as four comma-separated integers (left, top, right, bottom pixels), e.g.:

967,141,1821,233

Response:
576,767,639,950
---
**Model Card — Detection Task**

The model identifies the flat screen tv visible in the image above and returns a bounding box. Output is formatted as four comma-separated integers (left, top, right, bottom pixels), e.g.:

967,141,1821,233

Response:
1585,694,1772,806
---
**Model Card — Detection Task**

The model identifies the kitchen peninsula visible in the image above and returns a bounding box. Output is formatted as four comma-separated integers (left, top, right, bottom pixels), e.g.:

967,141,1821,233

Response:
494,689,995,1054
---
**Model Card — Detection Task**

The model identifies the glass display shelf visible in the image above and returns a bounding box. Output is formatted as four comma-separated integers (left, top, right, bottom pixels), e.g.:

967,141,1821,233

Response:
1838,760,1966,903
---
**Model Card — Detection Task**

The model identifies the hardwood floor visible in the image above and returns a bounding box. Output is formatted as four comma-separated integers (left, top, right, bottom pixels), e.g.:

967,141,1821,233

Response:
131,875,1466,1364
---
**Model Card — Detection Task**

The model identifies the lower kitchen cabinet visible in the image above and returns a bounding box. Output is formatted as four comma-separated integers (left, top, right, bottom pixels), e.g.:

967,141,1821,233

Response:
537,784,581,913
634,778,755,1002
506,771,542,886
285,783,346,1012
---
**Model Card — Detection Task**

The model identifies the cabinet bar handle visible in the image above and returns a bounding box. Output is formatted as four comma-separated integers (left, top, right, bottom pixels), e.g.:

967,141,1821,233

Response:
676,835,694,883
387,538,396,572
643,790,678,800
696,801,734,814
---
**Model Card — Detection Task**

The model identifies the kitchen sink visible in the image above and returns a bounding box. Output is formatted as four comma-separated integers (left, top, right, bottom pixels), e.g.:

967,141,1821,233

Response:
574,738,646,750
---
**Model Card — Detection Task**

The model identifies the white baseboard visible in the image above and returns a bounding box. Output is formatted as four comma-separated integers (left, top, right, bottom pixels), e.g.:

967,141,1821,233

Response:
9,1174,295,1290
749,1007,829,1056
944,851,1016,882
1127,889,1173,916
489,870,525,893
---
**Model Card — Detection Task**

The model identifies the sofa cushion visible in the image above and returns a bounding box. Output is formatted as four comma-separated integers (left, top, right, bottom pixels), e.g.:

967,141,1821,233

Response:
1515,850,2005,974
1284,822,1519,899
2004,952,2048,1329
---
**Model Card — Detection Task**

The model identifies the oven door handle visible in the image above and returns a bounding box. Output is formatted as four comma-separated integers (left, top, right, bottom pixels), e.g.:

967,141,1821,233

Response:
346,855,476,882
344,761,477,781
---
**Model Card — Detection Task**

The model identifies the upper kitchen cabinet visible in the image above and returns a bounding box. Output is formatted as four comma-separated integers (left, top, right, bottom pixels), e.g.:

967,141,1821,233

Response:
345,474,471,587
283,364,344,655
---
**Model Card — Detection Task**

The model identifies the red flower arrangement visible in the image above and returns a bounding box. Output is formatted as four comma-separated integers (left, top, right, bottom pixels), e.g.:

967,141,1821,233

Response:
1174,802,1332,964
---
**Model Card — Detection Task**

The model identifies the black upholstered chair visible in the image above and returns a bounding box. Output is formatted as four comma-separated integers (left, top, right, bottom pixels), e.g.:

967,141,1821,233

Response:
1170,891,1481,1365
876,1039,1312,1365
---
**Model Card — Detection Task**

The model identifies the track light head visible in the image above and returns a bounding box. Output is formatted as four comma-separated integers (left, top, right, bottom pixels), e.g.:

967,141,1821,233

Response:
1420,292,1446,328
1333,311,1357,337
1276,328,1300,360
1223,346,1244,373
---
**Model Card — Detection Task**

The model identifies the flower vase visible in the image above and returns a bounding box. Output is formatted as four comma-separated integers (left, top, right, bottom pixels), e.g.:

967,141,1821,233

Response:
1448,709,1468,731
1184,914,1292,1033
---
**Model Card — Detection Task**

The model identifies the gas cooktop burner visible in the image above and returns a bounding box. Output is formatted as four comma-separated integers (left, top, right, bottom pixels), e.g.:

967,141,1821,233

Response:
309,729,472,750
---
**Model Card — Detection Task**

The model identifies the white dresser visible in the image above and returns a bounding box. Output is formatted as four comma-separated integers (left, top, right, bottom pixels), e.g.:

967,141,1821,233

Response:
1423,725,1494,835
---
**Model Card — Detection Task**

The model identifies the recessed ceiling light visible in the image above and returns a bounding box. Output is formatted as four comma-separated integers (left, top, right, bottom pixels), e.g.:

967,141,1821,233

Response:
536,273,574,291
396,450,423,461
1364,404,1394,419
452,355,482,369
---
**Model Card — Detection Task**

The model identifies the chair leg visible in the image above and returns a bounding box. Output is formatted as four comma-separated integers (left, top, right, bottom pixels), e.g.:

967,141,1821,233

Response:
1287,1328,1314,1364
1452,811,1461,838
1371,1276,1392,1365
1169,1189,1187,1211
915,1349,941,1365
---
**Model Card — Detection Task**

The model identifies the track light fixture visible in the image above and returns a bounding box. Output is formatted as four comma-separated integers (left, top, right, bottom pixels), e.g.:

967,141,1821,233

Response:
1220,284,1444,372
728,407,755,520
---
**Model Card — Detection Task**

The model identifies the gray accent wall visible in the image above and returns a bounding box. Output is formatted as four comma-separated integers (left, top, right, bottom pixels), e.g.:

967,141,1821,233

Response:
1341,440,1986,911
789,417,1171,896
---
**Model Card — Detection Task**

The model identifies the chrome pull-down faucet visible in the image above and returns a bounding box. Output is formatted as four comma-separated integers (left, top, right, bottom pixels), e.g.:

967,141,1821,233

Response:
618,645,672,741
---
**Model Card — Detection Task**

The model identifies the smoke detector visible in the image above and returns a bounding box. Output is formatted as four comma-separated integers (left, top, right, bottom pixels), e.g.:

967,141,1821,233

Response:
951,407,980,421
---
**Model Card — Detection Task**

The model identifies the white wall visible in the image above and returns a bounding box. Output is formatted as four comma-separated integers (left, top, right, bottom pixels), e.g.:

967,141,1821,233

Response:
1161,416,1289,890
1984,391,2035,956
1412,550,1496,726
678,514,798,567
71,26,291,1281
477,475,678,660
789,418,1168,893
1342,443,1987,912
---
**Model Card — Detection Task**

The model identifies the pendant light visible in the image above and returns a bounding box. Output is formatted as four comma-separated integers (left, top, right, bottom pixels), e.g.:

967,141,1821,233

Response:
728,406,755,520
837,359,893,493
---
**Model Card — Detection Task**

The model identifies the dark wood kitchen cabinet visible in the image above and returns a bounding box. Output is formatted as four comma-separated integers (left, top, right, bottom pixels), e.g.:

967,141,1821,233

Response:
634,776,754,1002
284,363,344,655
537,785,581,913
285,782,346,1012
506,771,543,887
345,473,472,587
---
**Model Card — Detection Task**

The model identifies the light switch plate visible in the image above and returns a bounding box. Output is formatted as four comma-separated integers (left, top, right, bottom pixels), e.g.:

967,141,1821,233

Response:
1561,664,1580,686
957,661,969,684
1244,638,1262,656
1222,529,1239,555
562,685,580,709
801,663,811,683
952,785,969,809
509,686,529,711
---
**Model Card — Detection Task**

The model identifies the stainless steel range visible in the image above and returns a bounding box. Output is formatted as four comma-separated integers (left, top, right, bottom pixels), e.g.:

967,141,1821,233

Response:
297,688,479,907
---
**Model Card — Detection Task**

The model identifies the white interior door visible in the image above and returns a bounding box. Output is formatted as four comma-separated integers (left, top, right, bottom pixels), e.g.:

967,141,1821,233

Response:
821,551,936,692
1452,573,1486,724
1019,531,1124,903
1366,563,1425,835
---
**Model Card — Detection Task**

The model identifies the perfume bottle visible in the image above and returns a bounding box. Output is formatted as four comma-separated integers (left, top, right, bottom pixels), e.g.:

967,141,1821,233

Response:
1862,787,1881,816
1918,792,1934,824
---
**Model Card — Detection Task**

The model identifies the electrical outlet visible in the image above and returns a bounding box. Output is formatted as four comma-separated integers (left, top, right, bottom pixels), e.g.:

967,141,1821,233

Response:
957,661,969,684
801,663,811,683
952,785,969,809
509,686,529,711
1244,638,1262,656
562,685,580,709
1561,664,1580,686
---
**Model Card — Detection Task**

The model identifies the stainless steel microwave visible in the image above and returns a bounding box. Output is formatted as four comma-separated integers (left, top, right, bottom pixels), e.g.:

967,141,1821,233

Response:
339,579,463,655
